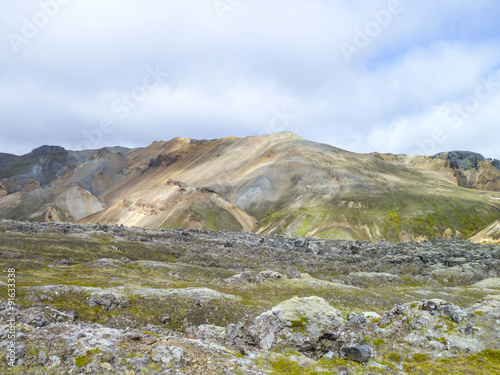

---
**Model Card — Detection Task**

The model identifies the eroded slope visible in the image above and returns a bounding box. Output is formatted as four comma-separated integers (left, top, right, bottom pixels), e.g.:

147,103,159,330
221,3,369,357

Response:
1,133,500,242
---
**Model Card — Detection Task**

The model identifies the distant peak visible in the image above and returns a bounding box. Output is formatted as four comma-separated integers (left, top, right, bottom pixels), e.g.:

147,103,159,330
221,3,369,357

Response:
433,151,485,160
29,145,66,157
259,131,303,140
276,131,301,138
92,148,112,159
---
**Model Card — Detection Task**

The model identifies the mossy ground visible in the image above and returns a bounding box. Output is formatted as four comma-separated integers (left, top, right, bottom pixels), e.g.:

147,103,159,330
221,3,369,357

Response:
255,349,500,374
1,226,499,374
0,231,496,321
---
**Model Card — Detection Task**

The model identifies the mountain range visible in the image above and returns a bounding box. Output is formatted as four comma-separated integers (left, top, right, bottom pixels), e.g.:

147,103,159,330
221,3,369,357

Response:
1,132,499,243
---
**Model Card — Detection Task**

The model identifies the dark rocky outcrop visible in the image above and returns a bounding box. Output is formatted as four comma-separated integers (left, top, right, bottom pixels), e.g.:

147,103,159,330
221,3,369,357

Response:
28,145,66,158
431,151,500,190
444,151,485,170
445,151,484,189
147,153,179,169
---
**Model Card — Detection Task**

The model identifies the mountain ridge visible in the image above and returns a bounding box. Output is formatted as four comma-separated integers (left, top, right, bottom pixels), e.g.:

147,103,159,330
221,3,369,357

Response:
1,132,499,243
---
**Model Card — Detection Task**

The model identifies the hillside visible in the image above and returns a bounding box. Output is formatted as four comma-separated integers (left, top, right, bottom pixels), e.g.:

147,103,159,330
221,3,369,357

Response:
469,220,500,245
1,132,499,242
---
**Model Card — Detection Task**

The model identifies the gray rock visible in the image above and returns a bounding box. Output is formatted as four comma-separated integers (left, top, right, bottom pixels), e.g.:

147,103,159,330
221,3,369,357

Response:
226,322,244,343
87,293,131,311
322,351,337,360
225,270,285,284
377,302,411,327
126,330,145,341
422,299,472,323
246,315,280,350
185,325,226,341
340,342,374,363
470,295,500,315
19,307,76,327
246,296,344,352
421,299,442,314
346,314,367,327
464,323,475,336
308,242,320,254
158,314,171,324
151,346,188,366
411,313,432,330
336,367,350,375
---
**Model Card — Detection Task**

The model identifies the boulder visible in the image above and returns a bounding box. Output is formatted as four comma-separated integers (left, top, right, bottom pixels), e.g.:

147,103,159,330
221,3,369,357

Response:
186,325,226,341
151,346,188,366
470,295,500,315
340,342,374,363
18,307,76,327
226,322,245,346
225,270,285,284
87,293,131,311
246,296,344,352
421,299,472,323
157,314,171,325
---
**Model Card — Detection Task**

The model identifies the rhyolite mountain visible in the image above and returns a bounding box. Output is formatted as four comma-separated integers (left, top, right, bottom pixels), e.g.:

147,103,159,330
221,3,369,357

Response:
1,132,500,243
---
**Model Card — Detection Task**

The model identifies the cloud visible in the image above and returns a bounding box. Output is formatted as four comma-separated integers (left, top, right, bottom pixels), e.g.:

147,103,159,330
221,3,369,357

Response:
0,0,499,159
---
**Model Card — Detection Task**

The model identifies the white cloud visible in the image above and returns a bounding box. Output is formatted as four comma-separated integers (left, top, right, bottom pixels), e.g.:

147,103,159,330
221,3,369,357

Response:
0,0,499,159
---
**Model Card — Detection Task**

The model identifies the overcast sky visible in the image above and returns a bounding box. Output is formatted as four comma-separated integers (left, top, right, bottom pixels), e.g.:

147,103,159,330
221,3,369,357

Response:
1,0,500,159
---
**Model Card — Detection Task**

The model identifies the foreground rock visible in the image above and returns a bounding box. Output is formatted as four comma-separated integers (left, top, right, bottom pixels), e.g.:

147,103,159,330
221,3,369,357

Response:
242,296,344,351
0,221,499,374
1,295,499,374
340,342,375,363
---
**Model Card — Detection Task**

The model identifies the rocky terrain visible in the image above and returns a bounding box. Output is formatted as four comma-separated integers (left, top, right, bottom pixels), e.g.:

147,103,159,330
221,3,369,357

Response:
1,220,499,374
1,133,500,243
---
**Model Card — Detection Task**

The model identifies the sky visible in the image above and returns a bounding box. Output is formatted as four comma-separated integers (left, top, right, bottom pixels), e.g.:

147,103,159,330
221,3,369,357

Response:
1,0,500,159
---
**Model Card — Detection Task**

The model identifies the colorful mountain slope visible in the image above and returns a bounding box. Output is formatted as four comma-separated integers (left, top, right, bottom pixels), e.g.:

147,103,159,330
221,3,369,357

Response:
1,132,499,242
